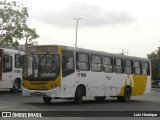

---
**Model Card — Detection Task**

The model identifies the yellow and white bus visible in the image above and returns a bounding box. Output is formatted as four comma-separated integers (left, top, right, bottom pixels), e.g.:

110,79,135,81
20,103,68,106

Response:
0,48,24,92
22,45,151,104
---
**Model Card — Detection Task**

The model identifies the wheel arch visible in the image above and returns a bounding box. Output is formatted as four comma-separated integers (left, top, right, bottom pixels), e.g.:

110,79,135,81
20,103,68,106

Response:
75,84,86,96
14,77,21,85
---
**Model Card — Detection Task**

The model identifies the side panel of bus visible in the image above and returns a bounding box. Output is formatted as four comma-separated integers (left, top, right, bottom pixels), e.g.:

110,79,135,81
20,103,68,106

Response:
61,71,151,98
1,53,14,88
0,49,23,90
60,50,151,98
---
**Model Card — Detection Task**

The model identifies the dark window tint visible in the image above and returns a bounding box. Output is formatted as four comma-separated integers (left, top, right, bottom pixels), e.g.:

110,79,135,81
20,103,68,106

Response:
15,54,22,68
62,51,75,77
3,55,12,72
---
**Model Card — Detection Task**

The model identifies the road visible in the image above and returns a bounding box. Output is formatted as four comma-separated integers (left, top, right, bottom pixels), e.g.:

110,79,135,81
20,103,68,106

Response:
0,88,160,120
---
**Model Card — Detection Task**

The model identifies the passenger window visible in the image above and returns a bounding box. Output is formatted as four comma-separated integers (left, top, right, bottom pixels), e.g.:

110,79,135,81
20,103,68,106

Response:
142,62,150,75
3,55,12,72
114,58,123,73
91,55,102,72
62,51,74,77
103,57,113,73
133,61,141,75
76,53,90,71
15,54,22,68
124,60,133,74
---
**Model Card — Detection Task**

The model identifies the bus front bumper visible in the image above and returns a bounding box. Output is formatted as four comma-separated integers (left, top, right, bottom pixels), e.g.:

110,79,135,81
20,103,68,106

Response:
22,87,60,98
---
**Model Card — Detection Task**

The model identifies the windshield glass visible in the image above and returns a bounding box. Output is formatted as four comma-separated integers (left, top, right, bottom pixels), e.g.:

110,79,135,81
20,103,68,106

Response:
23,54,59,80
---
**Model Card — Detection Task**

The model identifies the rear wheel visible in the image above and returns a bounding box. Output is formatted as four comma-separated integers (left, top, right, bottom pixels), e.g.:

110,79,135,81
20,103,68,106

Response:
74,86,83,104
117,87,131,102
94,96,106,101
158,82,160,88
43,97,52,104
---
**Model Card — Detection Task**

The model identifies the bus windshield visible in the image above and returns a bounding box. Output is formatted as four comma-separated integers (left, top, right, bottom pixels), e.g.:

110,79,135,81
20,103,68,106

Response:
23,54,60,80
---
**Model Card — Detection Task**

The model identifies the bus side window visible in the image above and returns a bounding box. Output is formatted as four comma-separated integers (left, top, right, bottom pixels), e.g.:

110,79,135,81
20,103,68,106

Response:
62,51,74,77
103,56,113,73
124,60,133,74
114,58,124,73
91,55,102,72
15,54,22,68
3,55,12,72
76,53,90,71
142,62,150,75
133,61,141,75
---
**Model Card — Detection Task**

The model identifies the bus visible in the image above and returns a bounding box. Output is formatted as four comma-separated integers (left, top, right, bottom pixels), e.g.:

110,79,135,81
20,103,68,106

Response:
22,45,151,104
0,48,24,92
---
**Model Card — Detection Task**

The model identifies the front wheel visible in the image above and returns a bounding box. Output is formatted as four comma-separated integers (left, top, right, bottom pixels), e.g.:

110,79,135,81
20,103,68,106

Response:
43,97,52,104
74,87,83,104
10,80,21,93
117,87,131,102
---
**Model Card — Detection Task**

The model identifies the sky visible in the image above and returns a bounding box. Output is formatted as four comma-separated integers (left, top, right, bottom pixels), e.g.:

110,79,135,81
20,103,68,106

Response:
18,0,160,58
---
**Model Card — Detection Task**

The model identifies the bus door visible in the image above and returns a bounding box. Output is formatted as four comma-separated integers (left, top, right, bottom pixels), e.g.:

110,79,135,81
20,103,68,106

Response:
2,54,13,88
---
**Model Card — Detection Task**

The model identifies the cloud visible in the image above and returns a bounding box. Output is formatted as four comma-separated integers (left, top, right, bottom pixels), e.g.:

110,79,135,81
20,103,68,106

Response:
31,2,136,28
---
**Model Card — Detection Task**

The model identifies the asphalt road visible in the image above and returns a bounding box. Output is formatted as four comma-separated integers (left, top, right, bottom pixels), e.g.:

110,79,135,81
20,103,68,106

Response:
0,88,160,120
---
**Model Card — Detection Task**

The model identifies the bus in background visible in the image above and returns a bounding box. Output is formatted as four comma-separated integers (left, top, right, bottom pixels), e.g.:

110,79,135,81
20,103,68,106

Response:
0,48,24,92
22,45,151,104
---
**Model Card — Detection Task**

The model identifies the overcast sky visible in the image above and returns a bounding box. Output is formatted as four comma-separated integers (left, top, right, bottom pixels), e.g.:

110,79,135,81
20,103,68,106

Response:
19,0,160,58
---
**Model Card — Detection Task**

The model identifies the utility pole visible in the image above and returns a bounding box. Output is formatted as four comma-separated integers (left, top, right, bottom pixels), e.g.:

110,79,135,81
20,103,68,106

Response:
73,18,82,48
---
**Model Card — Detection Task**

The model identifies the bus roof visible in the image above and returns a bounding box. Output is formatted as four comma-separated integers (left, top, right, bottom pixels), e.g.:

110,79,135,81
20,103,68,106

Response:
26,45,150,62
0,48,25,55
64,46,150,62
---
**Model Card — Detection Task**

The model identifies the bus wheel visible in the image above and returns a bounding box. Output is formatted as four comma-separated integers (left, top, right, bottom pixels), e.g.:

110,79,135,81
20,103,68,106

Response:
117,87,131,102
94,97,106,101
74,86,83,104
10,80,21,93
43,97,52,104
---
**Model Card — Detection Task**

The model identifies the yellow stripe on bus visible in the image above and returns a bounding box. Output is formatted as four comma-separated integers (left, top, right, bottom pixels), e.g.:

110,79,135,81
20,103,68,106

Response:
118,75,148,96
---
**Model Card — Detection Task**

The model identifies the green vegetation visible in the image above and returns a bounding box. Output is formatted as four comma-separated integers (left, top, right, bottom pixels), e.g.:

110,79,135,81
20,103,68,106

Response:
147,47,160,80
0,0,39,48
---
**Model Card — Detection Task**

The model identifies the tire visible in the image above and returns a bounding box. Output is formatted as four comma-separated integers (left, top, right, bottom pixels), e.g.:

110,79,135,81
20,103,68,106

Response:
158,82,160,88
94,97,106,101
117,87,131,102
10,80,21,93
74,86,83,104
43,97,52,104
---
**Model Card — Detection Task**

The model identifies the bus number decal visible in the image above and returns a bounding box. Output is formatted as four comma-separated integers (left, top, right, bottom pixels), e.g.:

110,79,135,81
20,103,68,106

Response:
77,73,86,77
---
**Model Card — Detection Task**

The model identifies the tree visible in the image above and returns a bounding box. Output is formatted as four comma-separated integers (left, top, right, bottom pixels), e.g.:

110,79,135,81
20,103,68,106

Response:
147,47,160,80
0,0,39,49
